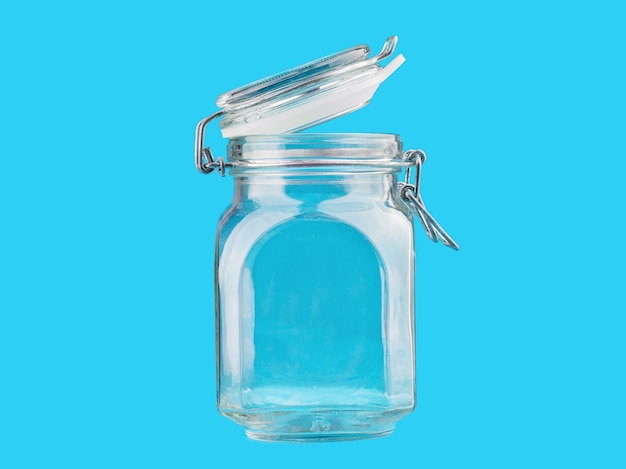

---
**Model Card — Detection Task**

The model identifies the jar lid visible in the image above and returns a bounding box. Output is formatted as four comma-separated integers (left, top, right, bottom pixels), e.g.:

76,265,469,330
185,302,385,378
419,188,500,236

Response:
216,36,405,138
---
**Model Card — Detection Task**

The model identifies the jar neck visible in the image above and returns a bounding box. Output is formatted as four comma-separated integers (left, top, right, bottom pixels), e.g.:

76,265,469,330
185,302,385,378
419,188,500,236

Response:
226,134,404,205
233,172,399,204
227,133,403,170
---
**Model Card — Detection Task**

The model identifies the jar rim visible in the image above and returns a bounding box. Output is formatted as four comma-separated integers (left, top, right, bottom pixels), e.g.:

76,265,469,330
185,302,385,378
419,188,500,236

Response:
227,133,403,167
229,132,399,142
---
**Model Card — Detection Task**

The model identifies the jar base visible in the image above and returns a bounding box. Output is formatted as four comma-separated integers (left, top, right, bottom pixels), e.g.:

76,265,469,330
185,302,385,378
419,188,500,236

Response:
222,406,411,443
245,428,393,443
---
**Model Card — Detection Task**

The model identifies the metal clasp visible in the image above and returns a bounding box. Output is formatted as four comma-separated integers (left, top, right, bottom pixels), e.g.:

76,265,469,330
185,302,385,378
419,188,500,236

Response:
399,150,460,250
195,111,231,176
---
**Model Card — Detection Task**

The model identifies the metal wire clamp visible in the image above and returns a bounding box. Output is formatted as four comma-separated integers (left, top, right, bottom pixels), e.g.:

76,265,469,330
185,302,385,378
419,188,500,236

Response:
399,150,460,250
195,111,231,176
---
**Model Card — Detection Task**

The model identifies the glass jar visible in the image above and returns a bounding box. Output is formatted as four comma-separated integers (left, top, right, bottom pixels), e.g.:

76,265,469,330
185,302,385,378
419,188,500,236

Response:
214,134,416,441
195,36,458,441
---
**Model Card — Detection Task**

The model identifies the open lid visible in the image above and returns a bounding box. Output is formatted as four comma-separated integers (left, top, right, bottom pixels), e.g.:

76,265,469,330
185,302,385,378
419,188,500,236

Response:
216,36,405,138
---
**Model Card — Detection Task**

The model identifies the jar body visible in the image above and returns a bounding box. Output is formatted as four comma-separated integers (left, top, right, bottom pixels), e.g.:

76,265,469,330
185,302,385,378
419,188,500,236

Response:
214,135,415,441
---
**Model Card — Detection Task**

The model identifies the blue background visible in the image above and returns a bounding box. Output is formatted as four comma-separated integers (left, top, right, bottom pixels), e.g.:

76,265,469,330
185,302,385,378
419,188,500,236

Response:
1,0,624,467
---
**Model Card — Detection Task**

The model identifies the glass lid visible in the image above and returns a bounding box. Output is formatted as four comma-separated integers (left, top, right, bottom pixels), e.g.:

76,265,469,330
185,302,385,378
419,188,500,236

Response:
216,36,405,138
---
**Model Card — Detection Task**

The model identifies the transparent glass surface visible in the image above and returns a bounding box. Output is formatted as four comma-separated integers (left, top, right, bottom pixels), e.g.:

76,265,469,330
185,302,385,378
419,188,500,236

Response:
214,135,415,442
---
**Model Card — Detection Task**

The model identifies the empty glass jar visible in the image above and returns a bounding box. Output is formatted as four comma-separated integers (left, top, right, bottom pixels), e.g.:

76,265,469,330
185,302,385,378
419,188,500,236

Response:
214,134,416,441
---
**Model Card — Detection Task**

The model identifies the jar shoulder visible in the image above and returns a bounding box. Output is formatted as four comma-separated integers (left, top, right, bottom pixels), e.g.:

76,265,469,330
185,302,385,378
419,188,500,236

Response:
216,199,414,261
